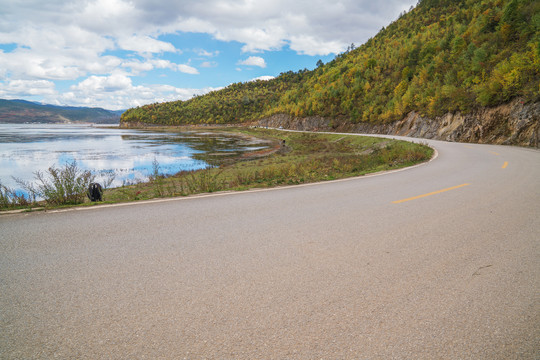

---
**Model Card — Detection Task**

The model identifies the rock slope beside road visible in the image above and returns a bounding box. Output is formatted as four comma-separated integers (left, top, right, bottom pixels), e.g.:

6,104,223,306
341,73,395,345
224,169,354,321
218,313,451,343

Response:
257,98,540,147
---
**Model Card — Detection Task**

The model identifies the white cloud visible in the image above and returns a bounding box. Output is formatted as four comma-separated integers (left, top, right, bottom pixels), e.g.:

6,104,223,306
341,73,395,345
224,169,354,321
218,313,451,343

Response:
177,64,199,74
200,61,217,68
250,76,275,82
120,59,198,75
289,35,345,56
122,60,154,73
217,27,287,53
53,74,221,110
75,0,144,36
1,0,417,64
117,35,177,54
0,48,85,81
70,74,132,93
0,80,56,97
238,56,267,68
0,24,117,80
149,0,417,55
195,49,219,57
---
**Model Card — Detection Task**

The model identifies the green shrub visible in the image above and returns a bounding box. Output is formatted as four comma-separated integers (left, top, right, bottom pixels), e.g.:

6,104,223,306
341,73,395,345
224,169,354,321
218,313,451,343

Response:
0,182,35,209
16,161,95,206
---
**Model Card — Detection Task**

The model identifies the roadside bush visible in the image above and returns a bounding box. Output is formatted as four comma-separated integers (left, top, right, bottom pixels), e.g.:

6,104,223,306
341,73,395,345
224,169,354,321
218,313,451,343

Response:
0,182,35,209
185,170,224,193
16,161,95,206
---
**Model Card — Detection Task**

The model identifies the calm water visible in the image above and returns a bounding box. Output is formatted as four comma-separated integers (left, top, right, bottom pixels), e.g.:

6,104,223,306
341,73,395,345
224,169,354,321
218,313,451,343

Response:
0,124,267,191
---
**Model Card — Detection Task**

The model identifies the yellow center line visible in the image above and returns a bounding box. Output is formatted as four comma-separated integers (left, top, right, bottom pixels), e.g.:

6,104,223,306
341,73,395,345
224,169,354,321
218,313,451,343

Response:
502,161,508,169
392,183,471,204
490,151,500,156
464,145,474,149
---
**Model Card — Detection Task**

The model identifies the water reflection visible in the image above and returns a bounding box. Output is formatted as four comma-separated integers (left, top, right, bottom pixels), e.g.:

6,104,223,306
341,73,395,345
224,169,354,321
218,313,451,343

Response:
0,124,269,191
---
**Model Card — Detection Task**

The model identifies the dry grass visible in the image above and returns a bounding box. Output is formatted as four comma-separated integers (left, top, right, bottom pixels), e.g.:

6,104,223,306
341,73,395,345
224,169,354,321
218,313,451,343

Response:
104,129,433,203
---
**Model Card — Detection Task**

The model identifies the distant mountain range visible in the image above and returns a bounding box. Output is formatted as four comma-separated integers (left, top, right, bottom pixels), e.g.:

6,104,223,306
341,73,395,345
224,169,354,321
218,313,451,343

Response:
0,99,124,124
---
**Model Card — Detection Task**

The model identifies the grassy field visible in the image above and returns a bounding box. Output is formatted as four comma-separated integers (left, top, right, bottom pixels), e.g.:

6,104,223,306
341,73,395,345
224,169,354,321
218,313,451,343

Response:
104,128,433,202
1,128,433,211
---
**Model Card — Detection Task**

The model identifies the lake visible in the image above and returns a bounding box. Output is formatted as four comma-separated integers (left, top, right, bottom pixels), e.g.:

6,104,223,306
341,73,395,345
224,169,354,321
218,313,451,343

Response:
0,124,269,192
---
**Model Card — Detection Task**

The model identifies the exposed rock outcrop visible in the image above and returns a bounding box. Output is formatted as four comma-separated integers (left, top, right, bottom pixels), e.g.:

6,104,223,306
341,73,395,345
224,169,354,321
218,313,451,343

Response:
256,99,540,147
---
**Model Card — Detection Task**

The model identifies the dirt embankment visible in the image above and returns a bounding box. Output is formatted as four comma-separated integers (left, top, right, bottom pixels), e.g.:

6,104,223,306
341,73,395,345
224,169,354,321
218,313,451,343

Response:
256,99,540,147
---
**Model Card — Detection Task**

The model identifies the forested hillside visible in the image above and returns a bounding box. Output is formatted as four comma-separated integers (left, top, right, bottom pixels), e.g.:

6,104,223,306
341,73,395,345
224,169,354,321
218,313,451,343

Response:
121,0,539,127
121,71,307,125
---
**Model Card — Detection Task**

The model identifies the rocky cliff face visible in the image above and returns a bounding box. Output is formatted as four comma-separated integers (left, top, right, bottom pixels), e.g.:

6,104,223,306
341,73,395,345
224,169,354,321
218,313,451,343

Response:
256,99,540,147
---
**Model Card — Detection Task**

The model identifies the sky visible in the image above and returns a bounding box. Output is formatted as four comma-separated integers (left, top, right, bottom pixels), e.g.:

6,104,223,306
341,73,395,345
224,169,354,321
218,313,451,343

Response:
0,0,417,111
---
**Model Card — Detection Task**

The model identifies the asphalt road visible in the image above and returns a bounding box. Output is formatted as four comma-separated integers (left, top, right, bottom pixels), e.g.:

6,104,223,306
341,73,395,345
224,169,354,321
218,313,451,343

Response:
1,136,539,359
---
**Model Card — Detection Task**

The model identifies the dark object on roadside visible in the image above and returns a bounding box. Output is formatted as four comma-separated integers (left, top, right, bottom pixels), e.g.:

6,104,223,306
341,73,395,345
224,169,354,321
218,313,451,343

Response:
87,183,103,202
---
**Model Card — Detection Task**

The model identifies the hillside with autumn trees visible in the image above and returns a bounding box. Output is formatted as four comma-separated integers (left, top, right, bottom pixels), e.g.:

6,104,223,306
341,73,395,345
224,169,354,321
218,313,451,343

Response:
121,0,539,129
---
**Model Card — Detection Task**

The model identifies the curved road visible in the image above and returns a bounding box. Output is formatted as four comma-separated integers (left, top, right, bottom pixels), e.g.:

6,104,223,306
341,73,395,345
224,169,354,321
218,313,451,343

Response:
1,136,539,359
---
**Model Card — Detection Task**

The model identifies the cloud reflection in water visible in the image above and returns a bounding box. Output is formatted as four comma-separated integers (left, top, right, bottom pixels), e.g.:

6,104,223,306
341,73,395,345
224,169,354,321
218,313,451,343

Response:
0,124,262,191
